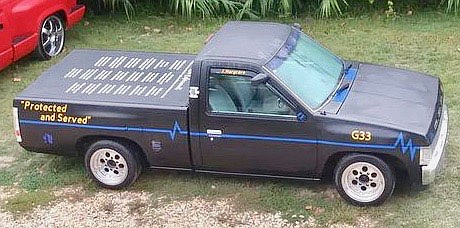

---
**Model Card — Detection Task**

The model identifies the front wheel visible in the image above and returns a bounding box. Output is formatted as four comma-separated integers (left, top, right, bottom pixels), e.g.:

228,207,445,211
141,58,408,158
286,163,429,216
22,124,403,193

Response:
35,15,65,60
334,154,395,206
85,140,141,189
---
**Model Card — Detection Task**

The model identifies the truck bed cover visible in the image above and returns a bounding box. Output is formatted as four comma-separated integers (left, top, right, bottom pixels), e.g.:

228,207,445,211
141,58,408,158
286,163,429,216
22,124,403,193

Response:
18,49,195,107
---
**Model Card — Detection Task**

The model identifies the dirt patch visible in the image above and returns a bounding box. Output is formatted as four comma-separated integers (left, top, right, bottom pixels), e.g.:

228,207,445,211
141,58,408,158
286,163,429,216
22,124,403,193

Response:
53,186,88,203
0,186,22,203
2,190,153,227
329,216,378,228
0,156,16,169
0,189,318,228
0,187,376,228
0,186,22,227
151,197,317,227
355,216,378,228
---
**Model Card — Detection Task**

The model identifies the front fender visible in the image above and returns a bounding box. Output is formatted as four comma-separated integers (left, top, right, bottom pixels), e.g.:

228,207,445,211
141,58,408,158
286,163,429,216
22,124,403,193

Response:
316,118,423,185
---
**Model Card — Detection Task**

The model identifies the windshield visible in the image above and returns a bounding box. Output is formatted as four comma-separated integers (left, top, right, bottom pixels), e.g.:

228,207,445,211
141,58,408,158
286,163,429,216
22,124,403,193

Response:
267,29,343,109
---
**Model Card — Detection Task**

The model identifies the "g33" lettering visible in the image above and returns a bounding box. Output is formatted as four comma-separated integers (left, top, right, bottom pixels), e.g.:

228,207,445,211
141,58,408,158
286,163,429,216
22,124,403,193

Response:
351,130,372,142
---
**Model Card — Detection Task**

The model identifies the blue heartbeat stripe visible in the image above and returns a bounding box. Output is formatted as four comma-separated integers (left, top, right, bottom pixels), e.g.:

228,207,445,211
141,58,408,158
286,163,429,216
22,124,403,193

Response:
394,132,419,161
19,120,419,161
20,120,191,140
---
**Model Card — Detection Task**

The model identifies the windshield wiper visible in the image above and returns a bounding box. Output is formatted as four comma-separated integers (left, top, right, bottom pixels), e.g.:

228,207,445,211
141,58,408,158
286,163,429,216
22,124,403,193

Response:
345,62,352,74
336,82,350,94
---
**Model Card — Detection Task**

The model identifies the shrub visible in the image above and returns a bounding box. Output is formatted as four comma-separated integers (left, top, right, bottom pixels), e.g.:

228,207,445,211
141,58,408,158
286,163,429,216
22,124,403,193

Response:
81,0,460,19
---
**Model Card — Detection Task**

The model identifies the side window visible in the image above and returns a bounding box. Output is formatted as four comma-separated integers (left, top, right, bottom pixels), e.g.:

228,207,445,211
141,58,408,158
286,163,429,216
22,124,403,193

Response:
208,71,296,116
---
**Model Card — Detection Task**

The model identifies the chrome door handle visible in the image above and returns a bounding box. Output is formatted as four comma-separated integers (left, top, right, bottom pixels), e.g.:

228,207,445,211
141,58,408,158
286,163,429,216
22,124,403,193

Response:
206,129,222,141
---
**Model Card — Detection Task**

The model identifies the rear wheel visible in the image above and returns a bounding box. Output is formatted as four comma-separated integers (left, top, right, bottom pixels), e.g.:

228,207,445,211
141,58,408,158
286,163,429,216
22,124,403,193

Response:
334,154,395,206
85,140,141,189
35,15,65,60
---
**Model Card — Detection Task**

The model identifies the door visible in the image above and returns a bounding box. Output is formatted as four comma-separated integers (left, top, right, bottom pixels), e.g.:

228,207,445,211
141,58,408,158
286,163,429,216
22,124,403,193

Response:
0,6,13,69
198,67,318,177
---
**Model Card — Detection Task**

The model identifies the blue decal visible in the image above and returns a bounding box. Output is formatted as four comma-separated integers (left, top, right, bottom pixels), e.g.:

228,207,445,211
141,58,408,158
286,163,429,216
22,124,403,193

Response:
333,68,357,102
43,133,53,145
296,111,307,122
20,120,419,161
333,89,349,102
345,68,357,81
393,132,419,161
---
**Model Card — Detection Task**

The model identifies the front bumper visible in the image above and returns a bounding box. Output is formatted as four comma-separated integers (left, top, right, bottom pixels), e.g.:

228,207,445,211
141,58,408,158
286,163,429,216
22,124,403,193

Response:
421,104,448,185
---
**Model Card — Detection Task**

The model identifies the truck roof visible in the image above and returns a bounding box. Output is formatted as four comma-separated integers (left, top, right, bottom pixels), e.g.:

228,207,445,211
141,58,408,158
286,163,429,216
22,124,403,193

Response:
196,21,292,65
18,49,195,107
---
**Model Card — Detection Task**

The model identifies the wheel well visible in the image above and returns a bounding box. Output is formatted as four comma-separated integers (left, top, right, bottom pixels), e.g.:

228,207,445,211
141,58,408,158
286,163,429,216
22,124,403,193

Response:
54,10,67,24
321,152,409,183
76,135,149,167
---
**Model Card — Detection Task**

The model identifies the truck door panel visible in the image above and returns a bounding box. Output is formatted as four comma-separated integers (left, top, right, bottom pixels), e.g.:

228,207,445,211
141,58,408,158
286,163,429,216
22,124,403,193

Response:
12,33,38,61
198,66,318,177
0,8,13,69
10,0,41,61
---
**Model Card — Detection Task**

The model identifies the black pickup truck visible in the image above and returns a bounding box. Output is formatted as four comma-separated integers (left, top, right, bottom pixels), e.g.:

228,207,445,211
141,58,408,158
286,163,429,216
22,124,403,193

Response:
13,21,448,206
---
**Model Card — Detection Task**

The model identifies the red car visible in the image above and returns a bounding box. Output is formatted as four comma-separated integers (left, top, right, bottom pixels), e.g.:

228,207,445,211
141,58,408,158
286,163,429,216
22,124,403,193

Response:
0,0,85,70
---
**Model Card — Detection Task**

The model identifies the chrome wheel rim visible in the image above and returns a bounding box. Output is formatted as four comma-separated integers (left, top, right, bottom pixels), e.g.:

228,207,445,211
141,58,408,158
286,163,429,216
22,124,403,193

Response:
89,148,128,186
40,16,64,57
341,162,385,203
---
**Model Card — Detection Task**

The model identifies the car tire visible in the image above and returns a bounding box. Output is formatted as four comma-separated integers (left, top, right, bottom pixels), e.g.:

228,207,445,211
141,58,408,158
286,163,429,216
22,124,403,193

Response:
85,140,142,189
334,154,395,206
35,14,65,60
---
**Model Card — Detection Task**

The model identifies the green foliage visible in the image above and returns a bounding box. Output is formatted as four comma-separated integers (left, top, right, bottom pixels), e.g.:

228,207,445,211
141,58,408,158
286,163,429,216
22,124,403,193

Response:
4,191,55,214
86,0,135,19
319,0,348,17
84,0,460,19
385,0,396,17
17,157,87,191
1,12,460,226
168,0,242,19
0,170,15,186
167,0,301,19
239,0,301,18
445,0,460,13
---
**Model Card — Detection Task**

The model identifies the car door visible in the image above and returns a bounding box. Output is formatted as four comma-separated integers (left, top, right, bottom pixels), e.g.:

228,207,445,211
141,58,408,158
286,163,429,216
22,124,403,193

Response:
0,1,13,69
8,0,42,61
198,65,318,178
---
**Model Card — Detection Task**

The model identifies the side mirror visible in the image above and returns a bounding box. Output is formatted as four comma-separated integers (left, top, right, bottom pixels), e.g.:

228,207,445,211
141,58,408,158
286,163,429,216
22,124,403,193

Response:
251,73,269,86
293,23,302,31
296,111,307,122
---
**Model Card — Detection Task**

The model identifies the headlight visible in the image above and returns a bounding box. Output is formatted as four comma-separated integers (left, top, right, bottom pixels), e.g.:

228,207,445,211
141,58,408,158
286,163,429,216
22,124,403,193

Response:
419,146,432,166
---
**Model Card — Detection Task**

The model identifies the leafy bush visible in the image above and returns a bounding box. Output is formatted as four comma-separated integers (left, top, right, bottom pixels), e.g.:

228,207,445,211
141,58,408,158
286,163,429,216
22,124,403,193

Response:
81,0,460,19
445,0,459,13
82,0,135,19
167,0,301,19
237,0,302,18
319,0,348,17
168,0,242,19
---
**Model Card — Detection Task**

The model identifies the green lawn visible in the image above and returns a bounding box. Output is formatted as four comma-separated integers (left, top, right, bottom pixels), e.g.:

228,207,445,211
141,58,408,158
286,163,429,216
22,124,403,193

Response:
1,11,459,226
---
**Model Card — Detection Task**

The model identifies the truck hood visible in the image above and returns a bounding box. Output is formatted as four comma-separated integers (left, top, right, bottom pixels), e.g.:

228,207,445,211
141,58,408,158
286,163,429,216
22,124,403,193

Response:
337,63,441,138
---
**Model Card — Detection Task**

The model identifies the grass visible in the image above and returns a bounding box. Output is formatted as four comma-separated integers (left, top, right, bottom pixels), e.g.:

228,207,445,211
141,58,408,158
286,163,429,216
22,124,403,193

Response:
0,11,459,226
4,191,55,214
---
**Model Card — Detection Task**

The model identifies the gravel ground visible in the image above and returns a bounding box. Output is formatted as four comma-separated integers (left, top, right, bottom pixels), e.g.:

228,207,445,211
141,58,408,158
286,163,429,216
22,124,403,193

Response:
0,186,375,228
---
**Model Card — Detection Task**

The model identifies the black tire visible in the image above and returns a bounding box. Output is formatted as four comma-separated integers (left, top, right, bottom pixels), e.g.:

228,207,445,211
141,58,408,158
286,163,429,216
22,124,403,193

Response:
85,140,142,189
34,14,65,60
334,154,395,206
